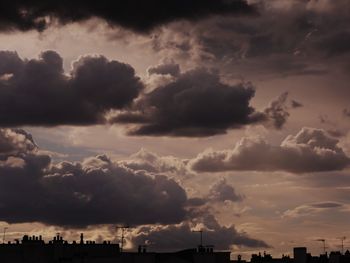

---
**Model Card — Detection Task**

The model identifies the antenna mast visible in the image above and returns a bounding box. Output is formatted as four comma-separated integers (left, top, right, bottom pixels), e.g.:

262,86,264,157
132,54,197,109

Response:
316,239,326,254
339,236,346,255
2,227,8,244
116,225,130,252
192,230,203,247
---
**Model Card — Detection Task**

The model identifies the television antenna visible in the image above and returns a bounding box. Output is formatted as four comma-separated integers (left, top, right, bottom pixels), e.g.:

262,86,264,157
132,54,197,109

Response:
116,225,130,252
2,227,8,244
339,236,346,254
192,230,203,247
316,239,327,254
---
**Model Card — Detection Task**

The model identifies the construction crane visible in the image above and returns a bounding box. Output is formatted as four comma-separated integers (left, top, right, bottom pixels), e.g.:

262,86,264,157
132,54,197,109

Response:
339,236,346,254
316,239,326,254
116,225,130,252
192,230,203,247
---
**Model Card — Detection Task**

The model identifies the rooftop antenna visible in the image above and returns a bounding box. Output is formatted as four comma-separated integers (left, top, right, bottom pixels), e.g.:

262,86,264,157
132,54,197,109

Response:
192,230,203,247
339,236,346,255
116,225,130,252
316,239,326,254
2,227,8,244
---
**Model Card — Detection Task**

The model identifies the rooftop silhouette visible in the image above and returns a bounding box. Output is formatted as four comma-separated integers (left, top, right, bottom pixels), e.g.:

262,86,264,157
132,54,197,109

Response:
0,233,230,263
1,233,350,263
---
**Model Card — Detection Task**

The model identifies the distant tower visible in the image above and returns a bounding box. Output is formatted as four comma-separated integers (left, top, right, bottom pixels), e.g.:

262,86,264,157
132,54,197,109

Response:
293,247,307,263
80,233,84,244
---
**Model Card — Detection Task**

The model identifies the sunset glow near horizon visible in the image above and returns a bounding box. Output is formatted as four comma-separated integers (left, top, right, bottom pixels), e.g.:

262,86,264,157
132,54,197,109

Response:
0,0,350,259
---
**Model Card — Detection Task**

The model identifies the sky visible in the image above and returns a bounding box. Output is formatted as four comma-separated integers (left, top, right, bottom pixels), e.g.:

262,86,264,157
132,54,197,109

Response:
0,0,350,259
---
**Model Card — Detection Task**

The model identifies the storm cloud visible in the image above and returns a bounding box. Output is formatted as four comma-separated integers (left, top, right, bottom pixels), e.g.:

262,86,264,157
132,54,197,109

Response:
148,62,181,77
0,128,268,251
131,214,268,251
0,50,143,126
0,128,189,227
190,127,350,173
0,50,297,131
0,0,254,33
148,0,350,77
114,68,293,137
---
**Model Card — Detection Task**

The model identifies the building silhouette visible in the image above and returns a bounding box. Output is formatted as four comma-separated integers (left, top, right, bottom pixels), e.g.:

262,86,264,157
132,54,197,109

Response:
1,233,350,263
0,233,230,263
230,246,350,263
294,247,307,263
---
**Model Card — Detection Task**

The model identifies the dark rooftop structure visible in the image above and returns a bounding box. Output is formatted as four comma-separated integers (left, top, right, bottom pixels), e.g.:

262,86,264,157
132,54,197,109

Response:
1,233,350,263
0,233,231,263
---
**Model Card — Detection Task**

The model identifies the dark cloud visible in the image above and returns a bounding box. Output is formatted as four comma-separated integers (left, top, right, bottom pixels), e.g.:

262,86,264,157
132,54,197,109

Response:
131,214,268,251
120,153,244,203
0,51,297,131
0,129,190,227
260,92,290,129
0,50,143,126
244,2,350,61
0,51,24,74
0,128,36,158
343,108,350,118
313,31,350,57
310,202,343,209
190,127,350,173
208,178,243,202
0,49,300,132
114,69,293,137
119,148,190,177
327,129,346,138
291,100,303,108
0,0,255,33
0,128,269,250
317,115,345,138
283,201,345,218
148,62,180,77
149,1,350,77
114,69,257,136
